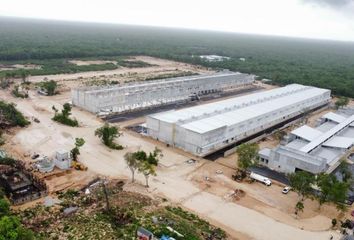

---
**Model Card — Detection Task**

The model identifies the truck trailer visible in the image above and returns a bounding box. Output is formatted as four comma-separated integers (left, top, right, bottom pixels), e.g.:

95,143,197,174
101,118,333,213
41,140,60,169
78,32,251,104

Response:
249,172,272,186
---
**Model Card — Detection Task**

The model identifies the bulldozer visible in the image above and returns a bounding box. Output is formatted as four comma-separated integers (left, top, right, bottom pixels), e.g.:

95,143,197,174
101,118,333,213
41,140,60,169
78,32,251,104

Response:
71,161,88,171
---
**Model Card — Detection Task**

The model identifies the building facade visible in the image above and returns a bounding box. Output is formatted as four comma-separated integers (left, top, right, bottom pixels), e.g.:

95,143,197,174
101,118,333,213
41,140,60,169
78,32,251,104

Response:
147,84,331,157
259,111,354,174
71,71,254,114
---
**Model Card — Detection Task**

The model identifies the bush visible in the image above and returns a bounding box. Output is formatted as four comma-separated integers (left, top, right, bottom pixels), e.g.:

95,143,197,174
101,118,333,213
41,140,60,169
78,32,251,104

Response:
95,124,123,150
52,103,78,127
11,85,28,98
332,218,337,227
39,80,57,96
0,216,35,240
0,157,16,166
0,101,30,128
52,114,78,127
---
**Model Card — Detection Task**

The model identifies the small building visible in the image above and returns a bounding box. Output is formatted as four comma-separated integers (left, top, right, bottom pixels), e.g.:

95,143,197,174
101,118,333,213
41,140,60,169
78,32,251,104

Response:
54,150,72,170
259,111,354,174
0,164,47,205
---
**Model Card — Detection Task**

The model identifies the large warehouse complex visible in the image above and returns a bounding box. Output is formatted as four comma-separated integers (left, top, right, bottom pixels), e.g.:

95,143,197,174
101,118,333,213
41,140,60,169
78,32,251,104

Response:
146,84,331,156
259,111,354,174
71,71,254,114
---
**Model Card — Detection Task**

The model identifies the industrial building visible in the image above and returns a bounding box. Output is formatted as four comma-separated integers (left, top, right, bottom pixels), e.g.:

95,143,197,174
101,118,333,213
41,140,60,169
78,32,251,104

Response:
146,84,331,157
259,110,354,174
71,71,254,114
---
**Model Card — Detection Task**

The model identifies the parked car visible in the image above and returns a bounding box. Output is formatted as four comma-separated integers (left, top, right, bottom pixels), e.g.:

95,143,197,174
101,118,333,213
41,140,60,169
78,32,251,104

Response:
282,186,291,194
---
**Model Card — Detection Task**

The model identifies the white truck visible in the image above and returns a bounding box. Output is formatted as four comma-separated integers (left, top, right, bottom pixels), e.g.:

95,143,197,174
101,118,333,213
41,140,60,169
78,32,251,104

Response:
249,172,272,186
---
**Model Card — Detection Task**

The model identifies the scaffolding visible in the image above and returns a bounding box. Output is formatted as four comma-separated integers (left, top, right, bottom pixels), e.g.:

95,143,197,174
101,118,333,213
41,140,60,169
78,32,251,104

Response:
71,71,255,114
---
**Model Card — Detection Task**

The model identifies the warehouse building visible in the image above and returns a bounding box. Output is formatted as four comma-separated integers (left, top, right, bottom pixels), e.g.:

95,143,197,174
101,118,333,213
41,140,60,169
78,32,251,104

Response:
259,111,354,174
71,71,254,114
146,84,331,157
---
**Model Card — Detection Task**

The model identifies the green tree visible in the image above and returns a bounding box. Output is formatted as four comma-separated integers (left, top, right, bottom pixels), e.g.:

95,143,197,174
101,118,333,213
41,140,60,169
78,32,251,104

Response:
52,103,78,127
335,96,349,109
139,160,157,188
338,161,352,183
316,173,350,209
40,80,57,96
294,201,304,216
0,101,29,128
124,152,139,183
0,199,10,218
95,123,123,150
0,216,34,240
289,171,315,201
20,71,29,84
71,138,85,161
132,148,162,187
236,143,259,171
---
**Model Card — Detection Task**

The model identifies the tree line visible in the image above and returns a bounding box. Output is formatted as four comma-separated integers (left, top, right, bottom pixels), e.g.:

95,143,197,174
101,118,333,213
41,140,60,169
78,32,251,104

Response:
0,17,353,97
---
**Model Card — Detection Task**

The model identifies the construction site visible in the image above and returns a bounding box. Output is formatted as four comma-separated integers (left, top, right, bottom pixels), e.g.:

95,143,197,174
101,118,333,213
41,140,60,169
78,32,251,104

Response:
146,84,331,157
71,71,255,115
0,56,353,240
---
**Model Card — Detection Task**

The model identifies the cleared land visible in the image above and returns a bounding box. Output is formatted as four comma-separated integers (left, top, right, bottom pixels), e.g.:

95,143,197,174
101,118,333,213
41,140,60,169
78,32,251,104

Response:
0,57,350,240
24,56,210,84
0,63,41,71
68,60,118,66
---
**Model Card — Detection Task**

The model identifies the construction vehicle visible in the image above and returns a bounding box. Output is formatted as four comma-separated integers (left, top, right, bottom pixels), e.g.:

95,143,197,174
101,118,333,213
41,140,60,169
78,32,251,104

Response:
71,161,87,171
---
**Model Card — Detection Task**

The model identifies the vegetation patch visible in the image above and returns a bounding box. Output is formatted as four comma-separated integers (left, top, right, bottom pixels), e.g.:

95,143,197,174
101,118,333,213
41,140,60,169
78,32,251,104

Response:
0,101,30,128
95,123,123,150
37,80,58,96
11,85,28,98
117,59,153,68
1,18,353,97
52,103,78,127
18,181,226,240
144,71,198,81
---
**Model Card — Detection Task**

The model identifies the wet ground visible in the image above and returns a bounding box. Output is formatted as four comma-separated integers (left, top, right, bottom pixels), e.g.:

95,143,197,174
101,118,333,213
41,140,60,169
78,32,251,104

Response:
105,86,262,123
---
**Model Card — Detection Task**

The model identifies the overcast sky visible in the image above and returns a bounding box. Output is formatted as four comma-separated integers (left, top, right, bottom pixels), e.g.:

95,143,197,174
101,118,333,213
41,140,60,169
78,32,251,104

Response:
1,0,354,41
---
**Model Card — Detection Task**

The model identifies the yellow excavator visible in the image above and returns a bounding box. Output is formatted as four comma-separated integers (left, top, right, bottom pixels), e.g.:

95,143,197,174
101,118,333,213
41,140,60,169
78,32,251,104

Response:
71,161,88,171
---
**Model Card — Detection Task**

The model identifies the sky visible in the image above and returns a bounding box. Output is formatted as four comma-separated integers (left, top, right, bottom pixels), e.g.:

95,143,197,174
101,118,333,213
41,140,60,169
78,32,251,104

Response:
0,0,354,41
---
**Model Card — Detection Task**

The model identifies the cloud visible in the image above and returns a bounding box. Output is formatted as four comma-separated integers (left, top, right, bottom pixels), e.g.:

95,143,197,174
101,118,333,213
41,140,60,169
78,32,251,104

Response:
302,0,354,9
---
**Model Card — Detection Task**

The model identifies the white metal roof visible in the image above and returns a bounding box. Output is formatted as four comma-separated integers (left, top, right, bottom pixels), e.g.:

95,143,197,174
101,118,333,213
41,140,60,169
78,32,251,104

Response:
323,136,354,149
151,84,323,124
180,86,329,134
321,112,346,123
316,121,337,132
286,139,309,150
291,125,323,141
259,148,271,158
300,114,354,153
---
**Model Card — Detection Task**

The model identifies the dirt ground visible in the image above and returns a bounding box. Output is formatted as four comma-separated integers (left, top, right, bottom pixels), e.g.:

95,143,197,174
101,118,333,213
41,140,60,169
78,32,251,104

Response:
0,63,41,71
23,56,211,86
68,60,118,66
0,59,348,240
